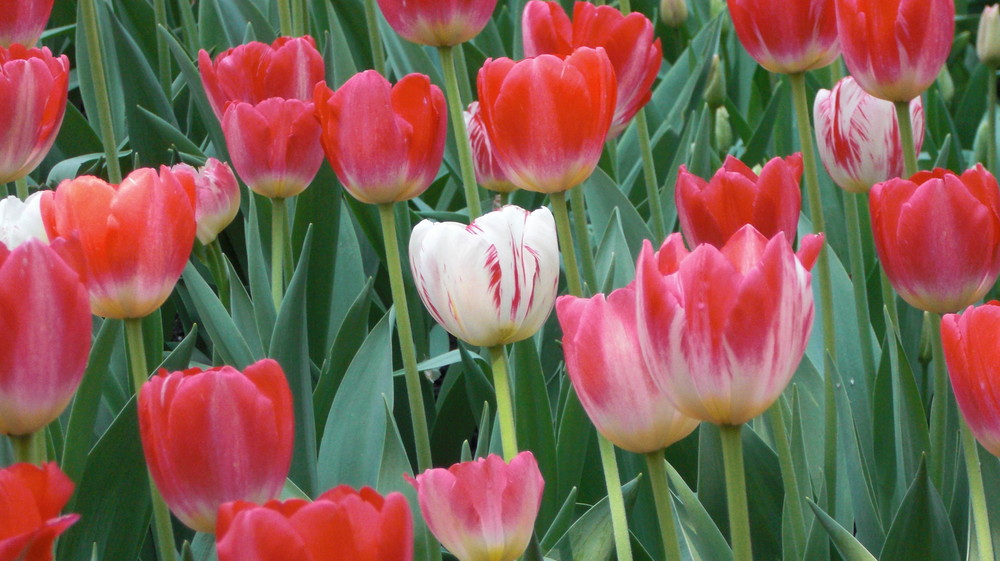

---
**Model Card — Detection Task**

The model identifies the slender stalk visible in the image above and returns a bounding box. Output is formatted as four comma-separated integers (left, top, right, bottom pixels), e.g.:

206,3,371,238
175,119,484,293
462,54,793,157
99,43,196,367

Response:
644,453,683,561
962,419,996,561
989,67,998,175
438,46,482,220
488,346,519,461
153,0,171,96
720,425,752,561
879,268,900,329
363,0,386,76
598,434,634,561
377,203,434,472
766,404,806,560
176,0,198,53
80,0,122,183
569,185,598,292
894,101,919,177
277,0,293,36
125,319,177,561
10,432,45,464
14,177,28,200
270,198,287,311
208,240,232,313
291,0,305,35
453,44,473,106
929,313,949,490
550,191,584,297
845,193,876,381
636,108,666,241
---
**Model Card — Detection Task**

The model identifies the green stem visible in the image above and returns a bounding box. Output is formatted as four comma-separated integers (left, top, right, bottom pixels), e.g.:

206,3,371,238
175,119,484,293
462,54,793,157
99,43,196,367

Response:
291,0,305,35
10,432,45,464
569,185,598,293
929,313,948,490
989,67,997,176
208,240,231,314
894,101,918,177
845,193,876,382
176,0,198,53
720,425,753,561
15,177,28,200
766,403,806,560
644,452,683,561
962,419,996,561
377,203,434,472
636,108,665,241
438,46,482,220
80,0,122,183
153,0,171,96
598,434,634,561
454,44,473,106
488,346,519,461
277,0,293,36
125,319,178,561
270,198,286,312
363,0,386,76
550,191,584,297
879,268,900,329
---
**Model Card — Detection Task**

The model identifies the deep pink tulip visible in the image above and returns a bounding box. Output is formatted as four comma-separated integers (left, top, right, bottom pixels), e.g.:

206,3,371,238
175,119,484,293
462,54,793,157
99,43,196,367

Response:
0,0,53,48
522,1,660,137
942,303,1000,457
465,101,516,193
727,0,839,74
377,0,498,47
171,158,241,245
406,453,543,561
869,165,1000,314
315,71,447,205
0,463,78,561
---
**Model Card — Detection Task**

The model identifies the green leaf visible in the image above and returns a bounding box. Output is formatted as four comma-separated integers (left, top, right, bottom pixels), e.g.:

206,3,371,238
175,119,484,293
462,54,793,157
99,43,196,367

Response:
806,500,877,561
878,460,961,561
511,339,559,528
180,261,257,368
666,459,733,561
546,477,640,561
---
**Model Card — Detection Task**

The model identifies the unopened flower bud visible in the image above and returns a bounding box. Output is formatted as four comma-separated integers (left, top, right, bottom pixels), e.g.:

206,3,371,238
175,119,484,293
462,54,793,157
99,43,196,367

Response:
714,106,733,151
936,65,954,104
979,5,1000,68
660,0,688,28
705,55,726,109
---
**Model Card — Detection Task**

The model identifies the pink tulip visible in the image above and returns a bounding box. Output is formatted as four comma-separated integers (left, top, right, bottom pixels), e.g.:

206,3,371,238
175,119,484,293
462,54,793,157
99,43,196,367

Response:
0,0,53,48
726,0,839,74
376,0,499,47
465,102,516,193
942,302,1000,457
171,158,241,244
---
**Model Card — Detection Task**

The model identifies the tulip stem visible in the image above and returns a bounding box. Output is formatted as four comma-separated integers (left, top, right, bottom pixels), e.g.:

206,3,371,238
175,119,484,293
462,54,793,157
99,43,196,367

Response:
720,424,753,561
894,101,919,177
636,108,666,241
363,0,386,76
569,185,598,293
377,203,434,473
80,0,122,184
644,452,683,561
270,198,287,311
439,46,483,221
765,403,806,561
277,0,293,36
14,177,28,200
291,0,305,35
550,191,584,297
153,0,171,96
488,345,519,461
619,0,631,11
845,193,876,382
175,0,198,53
789,71,838,512
928,313,949,490
962,418,997,561
10,432,45,465
988,67,998,175
879,268,900,329
125,319,178,561
207,240,232,313
598,434,634,561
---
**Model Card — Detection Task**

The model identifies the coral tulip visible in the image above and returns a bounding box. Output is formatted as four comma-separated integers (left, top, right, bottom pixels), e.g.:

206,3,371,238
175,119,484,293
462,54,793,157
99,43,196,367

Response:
522,1,659,137
942,302,1000,457
216,486,413,561
171,158,241,245
315,71,447,205
222,98,323,200
376,0,498,47
0,192,47,249
675,154,803,249
635,227,822,426
835,0,955,102
557,286,700,453
0,462,78,561
0,0,53,48
409,205,559,347
198,36,324,120
406,452,543,561
477,47,616,193
139,359,294,533
869,165,1000,314
726,0,839,74
465,101,516,193
0,240,90,436
814,76,925,193
40,166,196,319
0,45,68,184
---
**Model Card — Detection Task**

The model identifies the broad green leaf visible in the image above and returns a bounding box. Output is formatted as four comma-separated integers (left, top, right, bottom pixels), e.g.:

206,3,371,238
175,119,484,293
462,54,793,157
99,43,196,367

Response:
879,460,961,561
807,500,877,561
546,477,640,561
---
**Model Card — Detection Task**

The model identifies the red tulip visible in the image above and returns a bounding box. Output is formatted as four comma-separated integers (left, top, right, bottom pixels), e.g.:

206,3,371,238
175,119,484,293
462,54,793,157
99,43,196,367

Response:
465,101,516,193
315,71,447,205
0,45,68,184
675,154,803,249
635,227,822,425
835,0,954,102
726,0,839,74
942,302,1000,457
557,286,700,453
0,463,78,561
522,1,660,137
198,36,325,121
406,453,543,561
376,0,498,47
139,359,294,533
216,486,413,561
477,47,616,193
0,0,52,48
171,158,241,245
869,165,1000,314
222,98,323,200
40,166,196,319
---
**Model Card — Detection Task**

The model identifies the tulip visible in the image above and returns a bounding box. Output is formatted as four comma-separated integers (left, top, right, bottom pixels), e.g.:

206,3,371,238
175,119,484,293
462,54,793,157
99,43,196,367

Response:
465,101,516,194
522,1,659,137
40,166,196,319
0,45,68,185
942,302,1000,457
635,227,822,426
814,76,925,193
477,47,616,193
726,0,839,74
409,205,559,347
216,486,413,561
0,0,53,48
139,359,294,533
660,0,689,27
0,192,47,249
835,0,954,102
171,158,241,245
198,36,325,121
557,286,700,453
0,462,78,561
315,71,447,205
406,452,543,561
979,5,1000,68
221,98,323,200
376,0,498,47
675,154,803,249
0,240,90,436
869,165,1000,314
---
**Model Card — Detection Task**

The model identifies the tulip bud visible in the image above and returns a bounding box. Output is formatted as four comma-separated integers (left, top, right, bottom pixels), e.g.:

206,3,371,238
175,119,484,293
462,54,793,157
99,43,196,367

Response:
376,0,498,47
660,0,688,27
705,55,726,109
728,0,839,74
0,462,79,561
0,191,47,249
937,65,955,103
0,0,54,47
171,158,241,245
943,302,1000,458
714,106,733,150
979,5,1000,68
975,116,991,165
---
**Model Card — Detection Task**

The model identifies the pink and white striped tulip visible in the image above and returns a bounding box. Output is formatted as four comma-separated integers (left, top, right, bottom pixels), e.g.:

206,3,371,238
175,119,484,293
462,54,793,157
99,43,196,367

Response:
635,227,823,426
0,192,47,249
406,452,544,561
171,158,241,244
557,285,700,453
465,101,516,194
814,76,925,193
409,206,559,348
